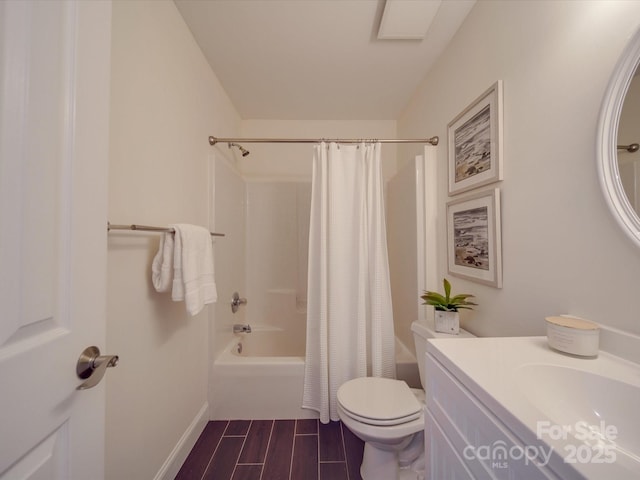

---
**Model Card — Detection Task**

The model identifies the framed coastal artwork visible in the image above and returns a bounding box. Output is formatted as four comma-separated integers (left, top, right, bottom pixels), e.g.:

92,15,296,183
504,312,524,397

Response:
446,188,502,288
447,81,503,195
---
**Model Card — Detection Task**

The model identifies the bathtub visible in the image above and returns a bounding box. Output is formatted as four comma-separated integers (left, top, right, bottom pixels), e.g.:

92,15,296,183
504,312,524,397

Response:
209,326,420,420
230,325,305,357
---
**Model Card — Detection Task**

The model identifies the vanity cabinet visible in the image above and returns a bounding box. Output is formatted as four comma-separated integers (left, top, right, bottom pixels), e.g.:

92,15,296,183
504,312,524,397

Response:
424,349,578,480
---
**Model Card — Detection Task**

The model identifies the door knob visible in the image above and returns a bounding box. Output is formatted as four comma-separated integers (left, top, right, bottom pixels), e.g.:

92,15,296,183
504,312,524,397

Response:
76,346,119,390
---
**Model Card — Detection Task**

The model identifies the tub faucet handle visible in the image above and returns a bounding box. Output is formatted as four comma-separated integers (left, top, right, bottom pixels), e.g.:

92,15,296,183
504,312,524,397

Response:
231,291,248,313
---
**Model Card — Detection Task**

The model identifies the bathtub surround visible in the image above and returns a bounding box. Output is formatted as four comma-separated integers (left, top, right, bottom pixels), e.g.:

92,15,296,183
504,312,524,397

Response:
244,180,310,338
210,154,246,361
209,159,315,422
210,143,418,422
303,142,396,424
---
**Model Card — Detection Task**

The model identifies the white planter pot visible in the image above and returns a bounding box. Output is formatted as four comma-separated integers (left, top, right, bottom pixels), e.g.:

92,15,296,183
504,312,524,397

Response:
434,311,460,335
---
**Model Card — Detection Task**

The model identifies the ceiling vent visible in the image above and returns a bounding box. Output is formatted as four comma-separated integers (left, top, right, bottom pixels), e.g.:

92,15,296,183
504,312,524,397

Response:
377,0,442,40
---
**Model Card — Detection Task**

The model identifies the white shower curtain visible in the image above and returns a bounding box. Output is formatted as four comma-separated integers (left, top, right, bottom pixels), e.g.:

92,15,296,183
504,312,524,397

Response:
302,142,396,424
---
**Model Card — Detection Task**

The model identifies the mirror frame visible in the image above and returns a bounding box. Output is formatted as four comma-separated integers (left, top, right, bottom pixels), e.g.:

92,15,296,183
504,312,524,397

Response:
598,27,640,248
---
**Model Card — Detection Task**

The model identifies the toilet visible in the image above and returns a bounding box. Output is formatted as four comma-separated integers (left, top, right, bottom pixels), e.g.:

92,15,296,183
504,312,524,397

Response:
337,321,475,480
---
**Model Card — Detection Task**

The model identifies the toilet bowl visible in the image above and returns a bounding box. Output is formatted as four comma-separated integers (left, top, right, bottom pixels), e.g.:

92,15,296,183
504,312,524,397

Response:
337,377,425,480
337,321,475,480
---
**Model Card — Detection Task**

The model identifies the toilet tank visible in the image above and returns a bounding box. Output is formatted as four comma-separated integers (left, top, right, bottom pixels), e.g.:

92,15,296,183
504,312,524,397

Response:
411,321,476,389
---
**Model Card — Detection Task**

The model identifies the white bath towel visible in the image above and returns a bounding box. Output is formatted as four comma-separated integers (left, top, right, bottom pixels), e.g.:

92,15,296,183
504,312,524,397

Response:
171,224,218,316
151,233,174,292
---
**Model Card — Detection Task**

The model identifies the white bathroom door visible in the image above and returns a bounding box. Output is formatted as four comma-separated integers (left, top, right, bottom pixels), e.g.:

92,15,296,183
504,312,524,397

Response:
0,1,111,479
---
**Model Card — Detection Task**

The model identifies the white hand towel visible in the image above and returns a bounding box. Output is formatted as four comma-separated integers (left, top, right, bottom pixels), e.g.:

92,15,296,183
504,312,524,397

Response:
171,227,185,301
171,224,217,316
151,233,174,292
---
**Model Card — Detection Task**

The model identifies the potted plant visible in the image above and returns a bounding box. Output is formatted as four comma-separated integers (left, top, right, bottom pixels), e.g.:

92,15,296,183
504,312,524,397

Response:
420,278,477,334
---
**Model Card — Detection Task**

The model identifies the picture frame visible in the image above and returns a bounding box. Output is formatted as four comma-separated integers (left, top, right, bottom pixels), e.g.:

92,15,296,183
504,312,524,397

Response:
446,188,502,288
447,81,503,195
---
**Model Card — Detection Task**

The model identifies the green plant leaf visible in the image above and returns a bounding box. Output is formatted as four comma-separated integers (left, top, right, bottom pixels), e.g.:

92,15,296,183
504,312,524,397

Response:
421,292,447,305
443,278,451,302
450,294,477,304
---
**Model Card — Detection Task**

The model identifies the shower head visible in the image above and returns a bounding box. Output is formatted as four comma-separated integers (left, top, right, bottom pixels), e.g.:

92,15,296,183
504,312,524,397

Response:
228,142,250,157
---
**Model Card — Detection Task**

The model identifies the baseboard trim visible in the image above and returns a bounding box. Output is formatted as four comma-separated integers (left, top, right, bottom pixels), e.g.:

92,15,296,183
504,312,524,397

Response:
154,402,209,480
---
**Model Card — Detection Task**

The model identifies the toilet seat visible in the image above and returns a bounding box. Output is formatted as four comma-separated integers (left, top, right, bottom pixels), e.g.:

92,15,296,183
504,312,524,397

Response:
337,377,422,426
339,405,422,426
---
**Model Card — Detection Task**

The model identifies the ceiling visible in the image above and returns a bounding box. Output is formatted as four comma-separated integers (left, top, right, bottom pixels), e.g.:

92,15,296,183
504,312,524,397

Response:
174,0,475,120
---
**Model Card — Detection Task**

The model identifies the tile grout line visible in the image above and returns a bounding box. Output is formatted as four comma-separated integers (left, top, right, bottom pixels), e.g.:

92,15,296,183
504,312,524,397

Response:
257,420,275,480
229,420,252,480
199,420,229,480
288,420,300,480
316,421,321,480
339,421,350,480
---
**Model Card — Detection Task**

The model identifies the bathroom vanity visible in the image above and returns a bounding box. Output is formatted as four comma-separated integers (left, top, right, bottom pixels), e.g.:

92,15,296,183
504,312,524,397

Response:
424,336,640,480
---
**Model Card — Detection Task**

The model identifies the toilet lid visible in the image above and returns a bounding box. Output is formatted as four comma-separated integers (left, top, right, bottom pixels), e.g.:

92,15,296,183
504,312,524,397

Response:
337,377,422,426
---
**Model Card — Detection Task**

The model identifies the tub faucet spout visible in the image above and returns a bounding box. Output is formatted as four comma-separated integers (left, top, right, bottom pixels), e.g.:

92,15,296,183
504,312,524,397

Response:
233,324,252,334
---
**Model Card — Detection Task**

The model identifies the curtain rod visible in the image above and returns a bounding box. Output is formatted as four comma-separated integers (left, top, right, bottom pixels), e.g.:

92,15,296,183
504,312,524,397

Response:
208,136,439,146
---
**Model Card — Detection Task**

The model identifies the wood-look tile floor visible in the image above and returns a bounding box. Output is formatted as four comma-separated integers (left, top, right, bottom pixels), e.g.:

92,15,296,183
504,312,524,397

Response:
175,419,364,480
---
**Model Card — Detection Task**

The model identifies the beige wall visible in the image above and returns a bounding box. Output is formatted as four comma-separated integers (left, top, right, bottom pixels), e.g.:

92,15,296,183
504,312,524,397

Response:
387,157,423,351
107,1,241,479
398,0,640,338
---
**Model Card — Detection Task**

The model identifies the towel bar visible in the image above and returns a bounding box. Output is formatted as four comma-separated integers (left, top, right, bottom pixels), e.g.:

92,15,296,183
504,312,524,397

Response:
107,222,225,237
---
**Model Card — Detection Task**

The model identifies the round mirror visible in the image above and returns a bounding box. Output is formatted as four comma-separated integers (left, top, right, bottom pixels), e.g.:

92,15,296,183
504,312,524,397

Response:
598,28,640,248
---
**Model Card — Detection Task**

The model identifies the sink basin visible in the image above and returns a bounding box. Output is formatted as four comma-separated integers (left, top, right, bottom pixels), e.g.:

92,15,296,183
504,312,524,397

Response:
516,363,640,459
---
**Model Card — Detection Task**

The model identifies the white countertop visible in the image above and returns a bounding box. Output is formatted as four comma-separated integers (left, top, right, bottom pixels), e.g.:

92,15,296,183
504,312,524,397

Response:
426,336,640,480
